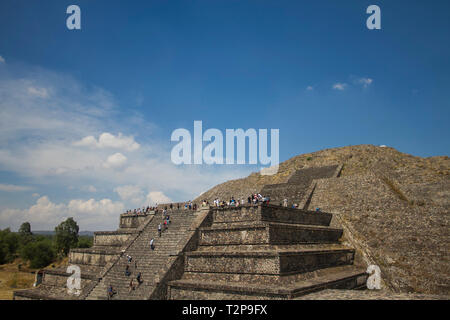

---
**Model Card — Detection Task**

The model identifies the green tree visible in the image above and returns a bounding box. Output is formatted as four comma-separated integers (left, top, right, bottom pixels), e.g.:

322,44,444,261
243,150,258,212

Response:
18,222,32,236
0,228,20,264
54,217,79,256
77,236,93,248
20,240,55,268
18,222,33,247
0,242,8,264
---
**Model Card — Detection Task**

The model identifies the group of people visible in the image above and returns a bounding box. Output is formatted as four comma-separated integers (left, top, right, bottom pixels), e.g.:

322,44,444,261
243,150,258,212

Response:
107,254,143,299
248,193,270,204
124,206,157,215
124,201,201,216
157,212,171,237
211,194,270,208
150,209,172,252
124,255,143,293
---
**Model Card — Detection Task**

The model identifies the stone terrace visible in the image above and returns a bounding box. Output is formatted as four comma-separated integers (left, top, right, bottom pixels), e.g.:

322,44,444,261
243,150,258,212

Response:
167,204,368,299
14,203,370,300
13,212,152,300
261,165,340,206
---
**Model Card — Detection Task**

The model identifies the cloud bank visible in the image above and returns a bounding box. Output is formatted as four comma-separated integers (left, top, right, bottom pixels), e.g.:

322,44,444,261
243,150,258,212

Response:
0,64,251,231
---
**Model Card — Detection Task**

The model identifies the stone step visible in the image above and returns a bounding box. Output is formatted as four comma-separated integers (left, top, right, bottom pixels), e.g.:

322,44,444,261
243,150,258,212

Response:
168,266,367,300
184,247,355,275
199,222,343,246
14,285,81,300
69,247,122,266
86,210,199,300
94,230,137,247
211,204,332,227
196,243,349,252
180,264,362,286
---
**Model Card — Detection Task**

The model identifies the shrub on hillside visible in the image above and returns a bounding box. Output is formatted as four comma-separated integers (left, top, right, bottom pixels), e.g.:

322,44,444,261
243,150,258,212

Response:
77,236,93,248
0,228,20,264
20,240,55,269
54,217,79,256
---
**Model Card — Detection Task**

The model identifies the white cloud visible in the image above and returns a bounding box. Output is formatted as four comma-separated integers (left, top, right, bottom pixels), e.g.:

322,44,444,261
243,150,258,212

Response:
146,191,172,206
27,86,49,98
74,132,140,151
0,196,124,231
0,56,5,64
86,185,97,193
0,64,253,230
0,184,32,192
103,153,127,168
358,77,373,88
32,193,40,197
73,136,97,148
332,83,347,91
306,86,314,91
114,185,144,206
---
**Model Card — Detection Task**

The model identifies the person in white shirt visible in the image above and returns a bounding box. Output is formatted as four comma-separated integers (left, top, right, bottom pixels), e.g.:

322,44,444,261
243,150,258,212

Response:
150,238,155,250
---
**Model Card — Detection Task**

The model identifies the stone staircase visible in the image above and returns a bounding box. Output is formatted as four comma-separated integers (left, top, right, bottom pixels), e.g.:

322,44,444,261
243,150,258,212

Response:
13,264,103,300
13,213,150,300
167,204,368,299
261,165,339,207
86,209,198,300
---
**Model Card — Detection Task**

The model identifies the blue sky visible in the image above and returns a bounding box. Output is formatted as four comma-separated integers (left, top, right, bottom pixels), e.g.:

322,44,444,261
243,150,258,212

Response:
0,0,449,231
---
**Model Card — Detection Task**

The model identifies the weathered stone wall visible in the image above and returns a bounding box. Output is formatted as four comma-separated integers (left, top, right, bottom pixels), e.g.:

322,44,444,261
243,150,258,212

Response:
260,205,332,226
211,205,261,224
200,225,269,245
309,172,450,295
169,286,285,300
185,252,280,274
13,295,35,300
42,271,96,289
119,213,151,229
268,224,342,244
261,165,339,206
93,231,134,246
199,223,342,246
69,249,119,266
210,205,332,227
184,249,354,276
180,264,360,286
278,250,354,274
169,272,368,300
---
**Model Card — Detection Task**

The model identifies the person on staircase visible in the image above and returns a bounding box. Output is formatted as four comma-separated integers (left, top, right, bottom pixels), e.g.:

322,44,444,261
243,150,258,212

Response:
128,279,136,293
125,265,131,276
107,284,116,300
158,223,162,237
136,272,143,285
150,238,155,250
